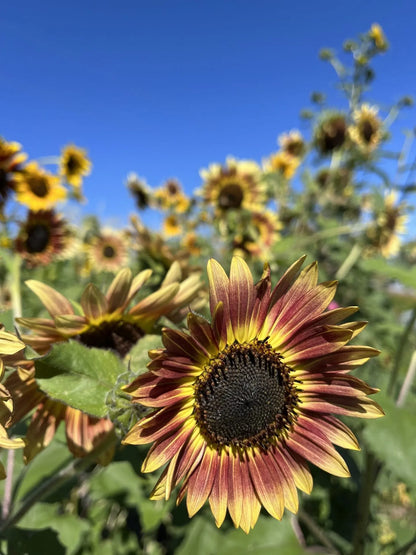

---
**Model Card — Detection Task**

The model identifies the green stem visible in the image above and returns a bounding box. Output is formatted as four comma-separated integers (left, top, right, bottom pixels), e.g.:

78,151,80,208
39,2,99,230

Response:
351,451,380,555
298,509,340,554
0,433,118,533
387,305,416,397
336,244,363,281
396,350,416,408
9,253,22,322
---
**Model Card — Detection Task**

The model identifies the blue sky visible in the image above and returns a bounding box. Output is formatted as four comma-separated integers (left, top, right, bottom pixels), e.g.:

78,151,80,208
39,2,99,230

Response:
2,0,415,228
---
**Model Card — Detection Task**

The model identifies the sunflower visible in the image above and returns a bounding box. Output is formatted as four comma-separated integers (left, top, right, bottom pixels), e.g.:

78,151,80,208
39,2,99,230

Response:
263,151,300,179
123,257,383,533
15,210,74,268
85,229,130,273
154,179,190,213
14,162,67,212
368,23,388,51
0,137,27,214
199,158,266,212
0,329,26,477
126,173,152,210
314,113,348,155
10,264,203,463
60,144,92,188
233,211,282,259
366,192,407,257
181,232,201,257
278,130,306,158
17,262,203,357
349,104,383,153
163,215,182,237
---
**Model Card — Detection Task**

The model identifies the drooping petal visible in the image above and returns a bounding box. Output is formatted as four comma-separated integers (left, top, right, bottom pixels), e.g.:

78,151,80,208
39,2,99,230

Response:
25,280,74,317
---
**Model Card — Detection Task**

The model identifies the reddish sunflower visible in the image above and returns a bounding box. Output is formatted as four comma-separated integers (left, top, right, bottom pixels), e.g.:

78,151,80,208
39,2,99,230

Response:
123,256,383,533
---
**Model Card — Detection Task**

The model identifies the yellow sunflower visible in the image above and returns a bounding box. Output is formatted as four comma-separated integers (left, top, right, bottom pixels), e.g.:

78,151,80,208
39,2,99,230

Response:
278,130,306,158
233,211,282,259
163,214,182,237
349,104,384,153
0,329,26,478
199,157,266,212
14,162,67,212
263,151,301,179
154,179,190,213
366,192,407,257
60,144,92,188
123,257,383,533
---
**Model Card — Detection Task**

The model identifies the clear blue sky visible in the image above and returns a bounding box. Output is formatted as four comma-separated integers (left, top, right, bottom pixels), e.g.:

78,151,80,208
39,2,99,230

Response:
2,0,415,228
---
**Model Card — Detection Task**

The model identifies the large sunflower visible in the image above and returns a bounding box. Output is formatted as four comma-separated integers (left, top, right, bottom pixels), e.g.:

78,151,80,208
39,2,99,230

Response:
60,144,92,188
199,157,266,212
14,162,67,212
123,257,383,533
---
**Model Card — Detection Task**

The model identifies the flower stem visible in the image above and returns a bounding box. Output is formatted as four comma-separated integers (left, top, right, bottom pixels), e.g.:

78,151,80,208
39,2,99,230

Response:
388,305,416,396
0,433,118,533
351,451,380,555
396,350,416,408
298,509,340,554
336,243,363,281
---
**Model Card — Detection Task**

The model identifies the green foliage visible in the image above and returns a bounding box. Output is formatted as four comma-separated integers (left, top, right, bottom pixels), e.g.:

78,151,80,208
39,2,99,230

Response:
35,341,126,418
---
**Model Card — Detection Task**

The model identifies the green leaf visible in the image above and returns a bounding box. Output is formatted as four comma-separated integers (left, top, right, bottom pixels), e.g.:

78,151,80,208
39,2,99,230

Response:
363,393,416,489
35,341,126,418
17,502,89,555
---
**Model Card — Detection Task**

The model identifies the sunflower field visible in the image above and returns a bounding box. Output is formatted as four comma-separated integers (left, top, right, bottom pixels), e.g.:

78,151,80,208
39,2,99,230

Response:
1,25,416,555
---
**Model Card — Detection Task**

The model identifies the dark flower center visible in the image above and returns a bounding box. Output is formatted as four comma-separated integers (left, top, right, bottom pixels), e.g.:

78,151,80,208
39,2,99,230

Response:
360,120,376,143
194,340,298,449
26,224,51,253
78,320,144,358
66,155,82,175
103,245,116,258
319,117,347,153
218,183,244,210
29,177,49,197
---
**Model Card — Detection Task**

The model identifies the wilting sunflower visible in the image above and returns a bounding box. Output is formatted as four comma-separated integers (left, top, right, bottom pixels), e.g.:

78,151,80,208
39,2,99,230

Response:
199,157,266,212
263,151,301,179
314,113,348,155
0,329,26,478
15,210,74,268
0,137,27,215
366,192,407,258
123,257,383,533
278,130,306,158
154,179,190,213
349,104,384,153
14,162,66,212
60,144,92,188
